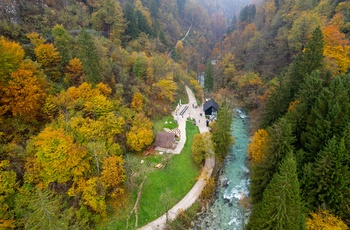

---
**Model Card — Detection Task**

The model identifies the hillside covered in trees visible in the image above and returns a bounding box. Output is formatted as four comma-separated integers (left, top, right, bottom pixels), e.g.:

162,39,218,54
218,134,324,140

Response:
0,0,253,228
1,0,350,229
206,0,350,228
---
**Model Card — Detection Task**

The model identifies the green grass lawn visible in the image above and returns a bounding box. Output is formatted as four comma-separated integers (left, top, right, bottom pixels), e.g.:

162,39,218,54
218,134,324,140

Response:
99,121,200,229
153,115,179,135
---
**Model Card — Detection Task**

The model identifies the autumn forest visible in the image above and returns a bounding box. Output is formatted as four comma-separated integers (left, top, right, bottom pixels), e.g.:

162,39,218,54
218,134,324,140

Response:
1,0,350,229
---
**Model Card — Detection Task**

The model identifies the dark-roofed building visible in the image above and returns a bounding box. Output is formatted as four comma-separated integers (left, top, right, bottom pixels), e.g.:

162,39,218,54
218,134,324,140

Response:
154,132,176,149
203,99,219,116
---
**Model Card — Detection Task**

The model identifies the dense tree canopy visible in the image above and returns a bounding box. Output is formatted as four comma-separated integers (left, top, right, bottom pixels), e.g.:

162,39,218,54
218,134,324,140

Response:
2,0,350,228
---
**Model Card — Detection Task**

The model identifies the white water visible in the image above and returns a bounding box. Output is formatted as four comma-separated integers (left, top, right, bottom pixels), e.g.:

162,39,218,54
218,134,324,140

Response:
194,108,250,229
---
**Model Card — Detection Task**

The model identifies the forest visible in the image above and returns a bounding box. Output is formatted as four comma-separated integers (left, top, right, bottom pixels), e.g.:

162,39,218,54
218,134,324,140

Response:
0,0,350,229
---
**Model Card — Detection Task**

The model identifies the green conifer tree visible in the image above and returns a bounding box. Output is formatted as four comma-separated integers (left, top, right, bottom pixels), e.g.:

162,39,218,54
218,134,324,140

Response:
123,3,139,40
136,10,153,36
299,162,316,210
310,137,350,217
211,103,233,162
302,76,349,155
250,118,295,203
77,29,102,84
247,153,305,230
204,62,214,93
52,25,73,66
288,27,324,99
288,71,323,150
301,27,324,76
24,188,74,229
261,76,291,128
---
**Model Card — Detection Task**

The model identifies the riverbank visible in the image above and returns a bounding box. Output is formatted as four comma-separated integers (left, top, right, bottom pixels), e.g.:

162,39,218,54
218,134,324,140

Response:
192,108,251,229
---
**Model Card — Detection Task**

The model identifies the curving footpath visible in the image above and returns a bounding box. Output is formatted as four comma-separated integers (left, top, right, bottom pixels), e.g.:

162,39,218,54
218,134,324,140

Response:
139,86,215,230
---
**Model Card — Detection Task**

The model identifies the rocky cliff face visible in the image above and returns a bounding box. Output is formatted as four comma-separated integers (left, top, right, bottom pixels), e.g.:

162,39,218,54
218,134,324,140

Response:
0,0,20,23
0,0,49,24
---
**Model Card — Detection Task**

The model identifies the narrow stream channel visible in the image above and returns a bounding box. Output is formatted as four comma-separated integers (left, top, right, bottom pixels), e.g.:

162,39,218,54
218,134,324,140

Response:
194,108,250,229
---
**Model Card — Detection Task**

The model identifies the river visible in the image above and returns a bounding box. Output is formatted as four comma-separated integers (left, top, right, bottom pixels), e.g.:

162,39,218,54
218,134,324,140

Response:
193,108,250,229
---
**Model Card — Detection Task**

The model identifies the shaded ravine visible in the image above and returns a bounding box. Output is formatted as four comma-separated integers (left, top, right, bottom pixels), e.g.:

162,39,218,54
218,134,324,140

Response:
194,108,250,229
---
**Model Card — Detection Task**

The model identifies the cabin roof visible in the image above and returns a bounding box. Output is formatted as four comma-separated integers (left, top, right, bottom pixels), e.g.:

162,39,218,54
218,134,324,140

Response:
203,99,219,112
154,132,175,149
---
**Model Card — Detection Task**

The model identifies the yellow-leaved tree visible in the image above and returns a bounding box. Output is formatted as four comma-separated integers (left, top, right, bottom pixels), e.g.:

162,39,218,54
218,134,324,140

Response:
74,177,107,217
126,113,154,152
306,210,348,230
131,92,144,112
153,73,178,102
0,36,25,81
100,156,125,197
84,94,114,118
190,78,204,100
25,127,90,186
248,129,269,164
323,25,350,74
191,132,213,165
55,82,111,122
26,32,45,47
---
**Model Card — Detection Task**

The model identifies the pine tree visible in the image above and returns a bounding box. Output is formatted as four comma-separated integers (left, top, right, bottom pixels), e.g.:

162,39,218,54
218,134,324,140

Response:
250,118,295,204
288,27,324,99
247,153,304,230
211,103,233,162
24,188,72,229
301,27,324,75
204,62,214,93
77,29,102,84
310,137,350,217
302,76,349,155
136,10,153,36
299,162,316,211
52,25,73,66
261,76,290,128
123,3,139,40
288,71,323,150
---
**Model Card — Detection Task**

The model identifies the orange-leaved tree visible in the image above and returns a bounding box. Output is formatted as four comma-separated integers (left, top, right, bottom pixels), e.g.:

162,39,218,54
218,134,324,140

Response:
0,67,46,121
65,57,86,86
323,25,350,75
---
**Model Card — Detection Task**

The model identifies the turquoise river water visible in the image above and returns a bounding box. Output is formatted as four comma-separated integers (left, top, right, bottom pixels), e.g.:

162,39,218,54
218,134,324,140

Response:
194,108,250,229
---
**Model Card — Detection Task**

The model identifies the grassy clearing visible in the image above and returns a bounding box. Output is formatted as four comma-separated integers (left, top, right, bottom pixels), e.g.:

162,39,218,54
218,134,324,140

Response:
153,115,178,135
137,122,200,226
99,121,200,229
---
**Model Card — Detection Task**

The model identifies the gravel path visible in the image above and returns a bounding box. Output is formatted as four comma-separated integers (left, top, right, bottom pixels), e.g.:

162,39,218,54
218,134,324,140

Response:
139,86,215,229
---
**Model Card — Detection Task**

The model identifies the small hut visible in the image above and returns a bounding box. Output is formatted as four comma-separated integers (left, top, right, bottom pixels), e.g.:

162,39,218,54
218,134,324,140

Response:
203,99,219,116
154,132,176,149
